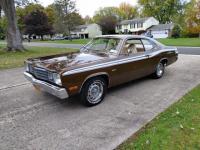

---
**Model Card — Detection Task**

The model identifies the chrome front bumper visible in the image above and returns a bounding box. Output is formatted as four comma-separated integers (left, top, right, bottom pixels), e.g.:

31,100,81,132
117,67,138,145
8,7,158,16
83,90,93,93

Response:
24,72,68,99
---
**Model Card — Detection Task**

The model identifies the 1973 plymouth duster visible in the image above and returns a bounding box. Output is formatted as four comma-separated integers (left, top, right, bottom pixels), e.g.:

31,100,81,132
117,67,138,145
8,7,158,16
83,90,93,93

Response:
24,35,178,106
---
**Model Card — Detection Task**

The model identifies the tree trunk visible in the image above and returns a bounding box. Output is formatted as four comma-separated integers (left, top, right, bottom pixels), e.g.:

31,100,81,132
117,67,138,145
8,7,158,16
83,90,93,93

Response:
41,35,44,41
0,0,24,51
0,5,2,19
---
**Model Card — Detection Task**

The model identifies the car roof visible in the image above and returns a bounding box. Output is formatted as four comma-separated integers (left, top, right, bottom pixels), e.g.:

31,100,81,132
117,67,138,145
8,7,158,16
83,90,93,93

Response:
95,34,148,40
95,34,165,47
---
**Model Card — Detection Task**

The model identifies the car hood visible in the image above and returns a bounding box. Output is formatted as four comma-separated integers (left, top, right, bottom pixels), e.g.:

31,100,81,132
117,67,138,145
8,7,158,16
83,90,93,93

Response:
29,52,110,73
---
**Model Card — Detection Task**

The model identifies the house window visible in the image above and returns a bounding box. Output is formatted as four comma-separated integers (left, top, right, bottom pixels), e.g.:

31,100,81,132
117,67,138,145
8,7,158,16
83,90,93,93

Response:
137,23,143,28
117,25,121,30
130,23,136,29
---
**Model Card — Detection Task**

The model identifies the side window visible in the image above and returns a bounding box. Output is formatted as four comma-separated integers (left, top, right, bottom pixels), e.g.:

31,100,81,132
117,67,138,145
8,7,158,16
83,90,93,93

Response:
121,39,145,55
142,39,156,51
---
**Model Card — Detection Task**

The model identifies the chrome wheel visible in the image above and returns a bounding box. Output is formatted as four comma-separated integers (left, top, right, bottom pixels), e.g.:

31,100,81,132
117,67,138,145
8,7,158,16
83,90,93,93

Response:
87,81,104,104
156,63,164,77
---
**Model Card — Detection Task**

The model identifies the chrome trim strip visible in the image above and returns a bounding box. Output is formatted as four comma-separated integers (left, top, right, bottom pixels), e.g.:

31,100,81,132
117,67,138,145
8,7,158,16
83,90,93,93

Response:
63,55,148,76
63,48,176,76
24,72,68,99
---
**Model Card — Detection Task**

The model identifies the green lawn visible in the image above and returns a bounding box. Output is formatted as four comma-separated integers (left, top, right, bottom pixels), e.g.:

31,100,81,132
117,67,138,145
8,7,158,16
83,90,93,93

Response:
158,38,200,47
0,45,77,70
118,85,200,150
32,39,90,44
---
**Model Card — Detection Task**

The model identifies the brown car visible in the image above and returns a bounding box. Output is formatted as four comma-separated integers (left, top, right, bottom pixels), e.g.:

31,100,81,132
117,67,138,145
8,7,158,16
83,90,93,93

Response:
24,35,178,106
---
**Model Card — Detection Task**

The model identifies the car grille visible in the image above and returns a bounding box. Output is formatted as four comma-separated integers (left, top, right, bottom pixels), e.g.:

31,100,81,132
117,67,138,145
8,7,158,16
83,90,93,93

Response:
34,67,49,81
28,65,53,82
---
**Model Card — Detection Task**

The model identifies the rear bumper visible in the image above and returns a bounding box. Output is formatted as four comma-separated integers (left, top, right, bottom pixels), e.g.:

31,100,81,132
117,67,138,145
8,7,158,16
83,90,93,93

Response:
24,72,69,99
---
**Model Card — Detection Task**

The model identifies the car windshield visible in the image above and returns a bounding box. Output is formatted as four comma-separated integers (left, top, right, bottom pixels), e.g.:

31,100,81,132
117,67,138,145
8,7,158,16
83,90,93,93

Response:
81,38,121,55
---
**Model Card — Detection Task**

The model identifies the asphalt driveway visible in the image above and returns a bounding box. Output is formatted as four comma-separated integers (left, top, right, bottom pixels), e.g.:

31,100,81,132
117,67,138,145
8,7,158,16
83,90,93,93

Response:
0,55,200,150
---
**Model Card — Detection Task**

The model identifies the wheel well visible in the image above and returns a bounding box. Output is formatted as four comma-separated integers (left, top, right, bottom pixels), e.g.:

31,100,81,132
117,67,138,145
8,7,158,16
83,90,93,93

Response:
97,75,109,86
160,58,168,66
80,74,109,93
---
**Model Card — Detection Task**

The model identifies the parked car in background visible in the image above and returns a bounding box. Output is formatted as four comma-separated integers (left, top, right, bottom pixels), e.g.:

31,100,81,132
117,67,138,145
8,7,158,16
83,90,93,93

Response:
70,35,80,39
51,36,65,41
144,31,153,38
24,35,178,106
64,36,70,40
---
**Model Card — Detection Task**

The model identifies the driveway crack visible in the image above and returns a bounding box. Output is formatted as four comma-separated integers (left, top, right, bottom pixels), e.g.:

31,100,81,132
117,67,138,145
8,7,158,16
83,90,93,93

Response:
0,82,29,91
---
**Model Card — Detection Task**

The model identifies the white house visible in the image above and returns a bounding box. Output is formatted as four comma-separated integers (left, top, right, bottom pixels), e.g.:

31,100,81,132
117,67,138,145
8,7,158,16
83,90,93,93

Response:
146,23,174,39
70,24,102,39
115,17,159,35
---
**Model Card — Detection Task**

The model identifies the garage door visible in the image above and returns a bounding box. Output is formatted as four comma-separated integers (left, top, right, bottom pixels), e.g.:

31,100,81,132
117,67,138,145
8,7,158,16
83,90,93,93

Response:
151,30,169,39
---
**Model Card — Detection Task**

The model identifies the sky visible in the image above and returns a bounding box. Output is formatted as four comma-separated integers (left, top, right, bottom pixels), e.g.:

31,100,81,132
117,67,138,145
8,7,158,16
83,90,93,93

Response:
39,0,138,17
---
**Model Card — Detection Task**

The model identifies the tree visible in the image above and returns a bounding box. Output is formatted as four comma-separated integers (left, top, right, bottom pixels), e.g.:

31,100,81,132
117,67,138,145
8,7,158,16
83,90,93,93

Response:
45,4,56,25
65,12,85,31
185,0,200,37
24,10,54,40
172,24,181,38
24,3,44,14
84,15,93,24
16,4,51,32
54,0,77,34
138,0,184,24
98,16,117,34
0,17,6,40
0,5,2,18
0,0,24,51
93,7,119,22
93,7,119,34
118,2,138,20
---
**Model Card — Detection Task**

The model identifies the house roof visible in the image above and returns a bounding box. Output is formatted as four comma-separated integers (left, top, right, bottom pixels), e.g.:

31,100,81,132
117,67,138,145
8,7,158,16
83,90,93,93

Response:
72,25,87,32
118,17,151,25
72,24,98,32
76,24,88,29
148,23,174,31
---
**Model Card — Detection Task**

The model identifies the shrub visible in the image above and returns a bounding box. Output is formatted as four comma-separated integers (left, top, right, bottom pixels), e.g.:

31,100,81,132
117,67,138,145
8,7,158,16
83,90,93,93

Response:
172,24,181,38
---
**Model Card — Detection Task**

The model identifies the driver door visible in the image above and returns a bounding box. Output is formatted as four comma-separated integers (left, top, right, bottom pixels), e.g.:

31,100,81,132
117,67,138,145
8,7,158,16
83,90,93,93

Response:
110,38,150,86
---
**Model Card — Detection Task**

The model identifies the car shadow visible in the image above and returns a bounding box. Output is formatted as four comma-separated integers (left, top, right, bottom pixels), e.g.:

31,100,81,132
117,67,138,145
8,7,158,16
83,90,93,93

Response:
43,76,153,108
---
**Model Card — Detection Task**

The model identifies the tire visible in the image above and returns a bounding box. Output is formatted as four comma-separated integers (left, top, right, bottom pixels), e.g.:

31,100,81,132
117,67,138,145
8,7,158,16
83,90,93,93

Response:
153,62,165,79
80,77,107,107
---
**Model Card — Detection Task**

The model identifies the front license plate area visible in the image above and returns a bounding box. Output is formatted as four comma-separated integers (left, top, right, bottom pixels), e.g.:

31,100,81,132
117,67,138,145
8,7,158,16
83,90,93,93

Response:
33,84,41,92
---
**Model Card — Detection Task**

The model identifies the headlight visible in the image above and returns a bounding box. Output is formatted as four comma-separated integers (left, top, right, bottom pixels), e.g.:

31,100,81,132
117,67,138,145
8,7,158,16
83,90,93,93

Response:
53,73,62,86
25,62,29,72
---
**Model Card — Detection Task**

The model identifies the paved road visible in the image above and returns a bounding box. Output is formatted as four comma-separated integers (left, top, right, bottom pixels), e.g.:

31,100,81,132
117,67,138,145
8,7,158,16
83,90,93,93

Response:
0,55,200,150
177,46,200,55
0,41,200,55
